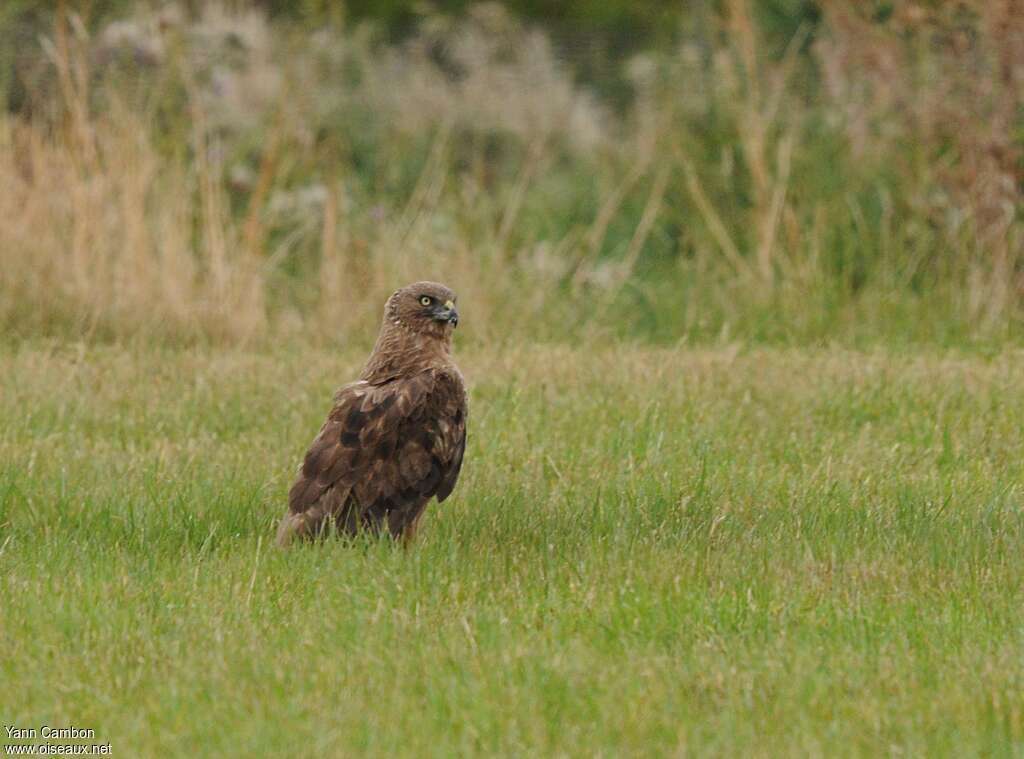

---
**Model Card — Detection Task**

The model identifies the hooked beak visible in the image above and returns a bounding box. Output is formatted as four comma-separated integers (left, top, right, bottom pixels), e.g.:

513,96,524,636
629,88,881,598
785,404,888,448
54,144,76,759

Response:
434,299,459,328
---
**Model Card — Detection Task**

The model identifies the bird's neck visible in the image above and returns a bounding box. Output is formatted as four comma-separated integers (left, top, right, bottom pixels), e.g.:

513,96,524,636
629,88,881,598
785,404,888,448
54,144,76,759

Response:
360,322,452,383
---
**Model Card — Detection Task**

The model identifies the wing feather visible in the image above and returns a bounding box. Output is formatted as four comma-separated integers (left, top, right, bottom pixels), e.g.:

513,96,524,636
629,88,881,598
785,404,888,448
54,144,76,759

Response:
286,369,467,536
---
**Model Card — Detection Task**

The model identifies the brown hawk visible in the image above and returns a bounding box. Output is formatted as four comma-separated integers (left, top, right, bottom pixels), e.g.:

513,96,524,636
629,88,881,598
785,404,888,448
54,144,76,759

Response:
276,281,467,545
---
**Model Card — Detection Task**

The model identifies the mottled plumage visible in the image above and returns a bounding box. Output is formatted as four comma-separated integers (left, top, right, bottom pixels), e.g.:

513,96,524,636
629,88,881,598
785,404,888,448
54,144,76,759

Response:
276,282,467,545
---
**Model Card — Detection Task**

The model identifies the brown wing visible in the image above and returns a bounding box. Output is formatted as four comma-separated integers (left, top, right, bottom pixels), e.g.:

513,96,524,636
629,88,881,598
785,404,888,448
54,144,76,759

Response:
284,368,466,539
436,391,466,503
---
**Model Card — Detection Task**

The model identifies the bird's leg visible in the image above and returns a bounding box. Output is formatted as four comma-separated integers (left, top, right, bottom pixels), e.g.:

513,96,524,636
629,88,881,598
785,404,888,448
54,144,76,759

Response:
392,500,430,547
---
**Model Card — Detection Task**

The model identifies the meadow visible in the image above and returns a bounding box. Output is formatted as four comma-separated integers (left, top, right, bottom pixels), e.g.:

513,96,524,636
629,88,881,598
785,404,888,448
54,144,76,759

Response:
2,341,1023,756
1,1,1022,755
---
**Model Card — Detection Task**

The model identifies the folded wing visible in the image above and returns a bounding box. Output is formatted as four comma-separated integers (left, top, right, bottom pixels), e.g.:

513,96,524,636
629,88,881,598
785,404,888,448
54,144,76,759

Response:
281,369,466,541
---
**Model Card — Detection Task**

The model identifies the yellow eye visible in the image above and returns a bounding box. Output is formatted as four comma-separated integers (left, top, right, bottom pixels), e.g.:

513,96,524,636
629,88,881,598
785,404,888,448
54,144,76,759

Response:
419,296,432,306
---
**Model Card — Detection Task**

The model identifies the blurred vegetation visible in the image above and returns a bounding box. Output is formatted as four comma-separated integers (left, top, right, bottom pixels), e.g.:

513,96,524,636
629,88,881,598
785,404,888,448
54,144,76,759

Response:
1,1,820,109
0,1,1020,347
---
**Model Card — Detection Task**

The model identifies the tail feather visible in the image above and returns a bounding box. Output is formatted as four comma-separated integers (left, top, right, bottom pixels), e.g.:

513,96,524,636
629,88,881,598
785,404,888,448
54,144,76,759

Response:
275,508,328,547
276,487,356,547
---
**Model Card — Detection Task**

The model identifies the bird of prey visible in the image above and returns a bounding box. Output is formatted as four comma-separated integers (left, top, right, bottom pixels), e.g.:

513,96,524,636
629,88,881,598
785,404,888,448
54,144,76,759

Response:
276,281,467,546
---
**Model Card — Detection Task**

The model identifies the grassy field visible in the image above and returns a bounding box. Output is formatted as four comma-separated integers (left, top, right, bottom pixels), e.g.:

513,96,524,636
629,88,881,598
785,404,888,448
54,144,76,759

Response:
1,2,1021,756
2,340,1023,756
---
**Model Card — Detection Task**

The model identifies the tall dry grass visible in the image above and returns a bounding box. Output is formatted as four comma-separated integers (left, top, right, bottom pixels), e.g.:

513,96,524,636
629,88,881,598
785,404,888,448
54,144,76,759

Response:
815,0,1023,322
0,1,1020,346
1,4,612,344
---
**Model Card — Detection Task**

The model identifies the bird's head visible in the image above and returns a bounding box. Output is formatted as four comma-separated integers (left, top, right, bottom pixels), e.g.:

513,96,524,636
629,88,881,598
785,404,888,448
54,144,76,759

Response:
385,281,460,339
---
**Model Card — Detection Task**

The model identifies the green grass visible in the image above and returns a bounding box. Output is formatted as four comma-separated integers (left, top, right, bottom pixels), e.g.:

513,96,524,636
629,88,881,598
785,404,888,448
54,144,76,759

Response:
2,341,1023,756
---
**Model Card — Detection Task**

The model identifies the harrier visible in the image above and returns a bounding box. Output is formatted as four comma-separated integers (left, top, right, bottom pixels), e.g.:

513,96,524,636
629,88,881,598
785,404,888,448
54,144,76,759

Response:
276,282,467,545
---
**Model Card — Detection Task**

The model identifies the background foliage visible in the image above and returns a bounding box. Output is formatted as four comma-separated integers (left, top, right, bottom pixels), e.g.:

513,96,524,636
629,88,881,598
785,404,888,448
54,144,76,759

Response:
0,0,1020,346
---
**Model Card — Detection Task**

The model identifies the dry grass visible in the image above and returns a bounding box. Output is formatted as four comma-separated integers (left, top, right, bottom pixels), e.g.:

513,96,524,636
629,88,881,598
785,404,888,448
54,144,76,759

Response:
0,1,1020,345
816,0,1024,320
